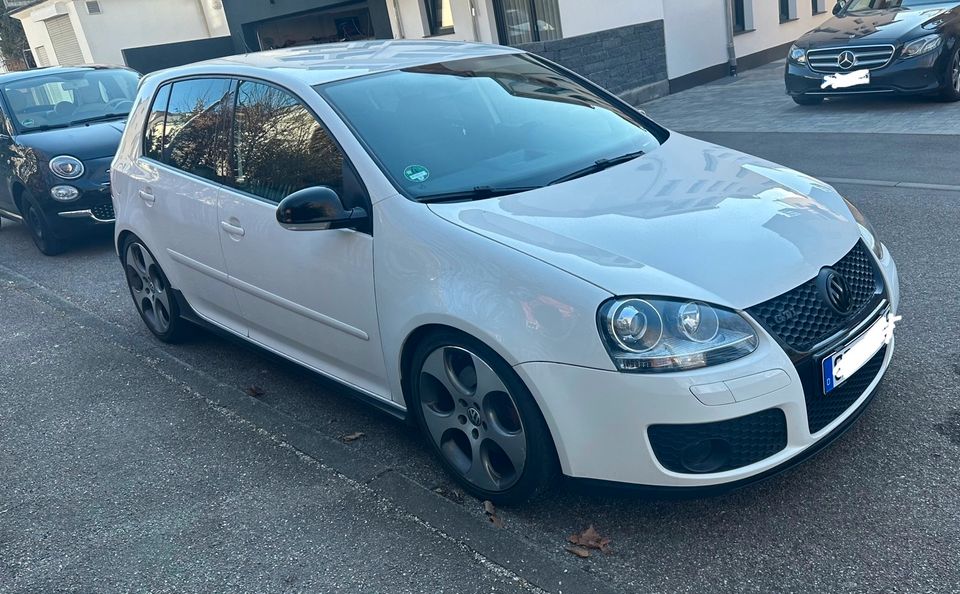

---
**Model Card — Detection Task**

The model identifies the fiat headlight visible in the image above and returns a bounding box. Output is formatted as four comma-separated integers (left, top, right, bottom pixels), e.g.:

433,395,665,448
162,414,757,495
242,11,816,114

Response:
901,34,942,58
49,155,85,180
598,298,758,373
788,44,807,64
844,199,884,260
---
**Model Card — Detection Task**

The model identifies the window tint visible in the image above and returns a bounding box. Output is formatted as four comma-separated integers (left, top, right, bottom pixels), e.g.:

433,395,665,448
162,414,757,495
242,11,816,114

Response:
143,83,171,161
162,78,231,181
229,80,344,203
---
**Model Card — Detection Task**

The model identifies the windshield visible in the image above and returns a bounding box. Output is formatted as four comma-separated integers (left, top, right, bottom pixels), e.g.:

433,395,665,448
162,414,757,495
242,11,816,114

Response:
3,69,139,133
318,54,663,200
843,0,948,10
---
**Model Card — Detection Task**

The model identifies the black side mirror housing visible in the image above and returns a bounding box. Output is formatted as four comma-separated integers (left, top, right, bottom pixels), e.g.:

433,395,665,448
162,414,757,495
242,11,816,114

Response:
833,1,845,15
276,186,367,231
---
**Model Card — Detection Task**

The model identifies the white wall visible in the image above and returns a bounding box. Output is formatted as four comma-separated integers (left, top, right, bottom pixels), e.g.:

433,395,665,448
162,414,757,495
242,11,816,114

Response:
662,0,728,79
734,0,832,58
385,0,497,43
14,0,230,66
557,0,662,38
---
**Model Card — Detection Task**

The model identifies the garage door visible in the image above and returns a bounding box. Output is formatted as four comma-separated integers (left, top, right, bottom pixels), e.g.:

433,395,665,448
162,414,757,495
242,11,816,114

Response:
45,15,85,65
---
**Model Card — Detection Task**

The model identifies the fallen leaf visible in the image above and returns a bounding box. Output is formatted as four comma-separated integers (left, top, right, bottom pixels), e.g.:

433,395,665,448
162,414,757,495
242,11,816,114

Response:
246,385,266,397
483,500,504,528
341,432,365,443
432,485,465,505
565,545,591,559
568,525,612,554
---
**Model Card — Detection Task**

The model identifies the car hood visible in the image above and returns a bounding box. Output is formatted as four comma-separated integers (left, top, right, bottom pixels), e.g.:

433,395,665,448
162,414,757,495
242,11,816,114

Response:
797,3,958,45
15,119,126,161
427,133,862,310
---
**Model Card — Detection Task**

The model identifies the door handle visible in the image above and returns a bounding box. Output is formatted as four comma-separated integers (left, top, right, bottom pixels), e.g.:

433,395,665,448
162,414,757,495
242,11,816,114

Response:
220,220,245,237
138,188,155,204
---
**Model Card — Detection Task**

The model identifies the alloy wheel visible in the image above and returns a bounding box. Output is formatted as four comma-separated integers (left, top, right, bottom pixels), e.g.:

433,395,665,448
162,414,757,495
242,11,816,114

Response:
952,51,960,93
124,242,172,334
418,345,527,492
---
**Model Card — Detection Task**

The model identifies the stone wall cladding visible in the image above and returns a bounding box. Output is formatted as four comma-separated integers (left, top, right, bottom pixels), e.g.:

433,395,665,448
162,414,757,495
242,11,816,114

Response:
519,21,669,105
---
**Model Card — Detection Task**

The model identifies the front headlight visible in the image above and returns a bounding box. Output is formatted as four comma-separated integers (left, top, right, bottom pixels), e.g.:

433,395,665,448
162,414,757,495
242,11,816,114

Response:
49,155,85,180
844,199,884,260
598,298,758,373
788,44,807,64
901,34,943,58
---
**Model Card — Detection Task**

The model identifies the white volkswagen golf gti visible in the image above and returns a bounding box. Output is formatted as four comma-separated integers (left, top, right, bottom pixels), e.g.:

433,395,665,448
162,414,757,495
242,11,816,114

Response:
112,40,900,503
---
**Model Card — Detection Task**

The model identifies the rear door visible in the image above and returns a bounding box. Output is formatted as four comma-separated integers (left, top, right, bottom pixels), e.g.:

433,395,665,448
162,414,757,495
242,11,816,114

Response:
216,79,387,397
136,77,246,333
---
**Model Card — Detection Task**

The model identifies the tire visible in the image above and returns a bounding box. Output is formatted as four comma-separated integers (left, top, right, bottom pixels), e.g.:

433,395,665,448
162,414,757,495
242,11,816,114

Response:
120,235,192,343
792,94,824,106
409,331,559,505
939,45,960,102
22,191,66,256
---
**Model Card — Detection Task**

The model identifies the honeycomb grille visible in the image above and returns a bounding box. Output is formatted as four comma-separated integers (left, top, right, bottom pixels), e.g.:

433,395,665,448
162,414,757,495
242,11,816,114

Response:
91,202,115,222
648,409,787,474
747,242,881,353
804,345,886,434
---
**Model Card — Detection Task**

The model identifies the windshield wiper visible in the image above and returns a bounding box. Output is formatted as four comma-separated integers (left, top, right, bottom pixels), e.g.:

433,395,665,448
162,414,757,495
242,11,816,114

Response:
68,113,129,126
418,185,542,204
548,150,646,185
20,123,71,133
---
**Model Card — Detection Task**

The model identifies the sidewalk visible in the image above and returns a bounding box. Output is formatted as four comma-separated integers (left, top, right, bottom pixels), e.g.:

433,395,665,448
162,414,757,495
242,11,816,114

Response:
641,60,960,134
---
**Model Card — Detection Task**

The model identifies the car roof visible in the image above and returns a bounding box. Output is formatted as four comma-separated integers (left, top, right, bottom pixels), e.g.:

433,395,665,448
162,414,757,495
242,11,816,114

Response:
0,65,135,86
172,40,524,86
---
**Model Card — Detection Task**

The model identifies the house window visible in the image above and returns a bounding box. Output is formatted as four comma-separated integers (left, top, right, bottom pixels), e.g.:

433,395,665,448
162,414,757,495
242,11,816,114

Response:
813,0,826,14
85,1,102,14
425,0,454,35
780,0,797,22
733,0,746,33
494,0,562,46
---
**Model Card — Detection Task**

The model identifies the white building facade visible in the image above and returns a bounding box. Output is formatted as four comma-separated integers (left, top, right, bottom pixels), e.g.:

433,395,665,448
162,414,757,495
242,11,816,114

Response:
11,0,230,67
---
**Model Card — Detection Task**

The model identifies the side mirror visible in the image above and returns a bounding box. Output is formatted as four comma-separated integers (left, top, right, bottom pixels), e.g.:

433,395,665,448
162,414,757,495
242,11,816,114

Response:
276,186,367,231
832,1,845,15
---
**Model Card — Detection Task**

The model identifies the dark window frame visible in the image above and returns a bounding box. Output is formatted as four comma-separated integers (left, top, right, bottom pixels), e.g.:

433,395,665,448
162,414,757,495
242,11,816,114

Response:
780,0,796,22
424,0,455,36
733,0,747,33
493,0,560,45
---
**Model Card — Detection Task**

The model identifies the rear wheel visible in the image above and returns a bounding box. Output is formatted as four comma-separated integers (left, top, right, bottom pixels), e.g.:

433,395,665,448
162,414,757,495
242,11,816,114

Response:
22,191,66,256
410,331,559,505
121,236,192,343
939,45,960,102
792,94,824,106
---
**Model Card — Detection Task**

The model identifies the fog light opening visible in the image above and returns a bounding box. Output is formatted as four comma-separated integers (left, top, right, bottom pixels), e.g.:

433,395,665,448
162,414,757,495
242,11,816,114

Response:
680,438,731,473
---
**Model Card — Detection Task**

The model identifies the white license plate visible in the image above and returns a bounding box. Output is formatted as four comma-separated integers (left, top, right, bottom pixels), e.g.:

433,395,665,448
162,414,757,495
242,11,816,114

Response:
822,311,899,394
821,69,870,90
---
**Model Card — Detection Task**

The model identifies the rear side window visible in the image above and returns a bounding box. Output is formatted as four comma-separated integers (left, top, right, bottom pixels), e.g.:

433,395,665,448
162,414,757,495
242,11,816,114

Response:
151,77,232,182
228,80,344,203
143,83,171,161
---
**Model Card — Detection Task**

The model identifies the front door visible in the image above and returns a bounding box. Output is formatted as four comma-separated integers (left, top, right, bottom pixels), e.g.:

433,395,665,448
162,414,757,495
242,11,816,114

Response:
216,79,387,398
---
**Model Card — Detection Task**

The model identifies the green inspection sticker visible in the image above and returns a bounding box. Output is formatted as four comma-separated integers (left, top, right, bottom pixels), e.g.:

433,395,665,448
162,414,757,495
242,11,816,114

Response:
403,165,430,183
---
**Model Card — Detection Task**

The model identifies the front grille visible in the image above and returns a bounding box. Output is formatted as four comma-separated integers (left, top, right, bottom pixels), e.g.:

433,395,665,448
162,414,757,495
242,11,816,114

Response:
90,202,115,222
799,345,887,434
807,44,895,73
747,241,883,354
648,409,788,474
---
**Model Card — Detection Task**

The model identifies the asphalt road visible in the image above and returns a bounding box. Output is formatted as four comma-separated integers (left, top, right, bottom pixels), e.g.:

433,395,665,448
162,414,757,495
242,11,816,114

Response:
2,131,959,593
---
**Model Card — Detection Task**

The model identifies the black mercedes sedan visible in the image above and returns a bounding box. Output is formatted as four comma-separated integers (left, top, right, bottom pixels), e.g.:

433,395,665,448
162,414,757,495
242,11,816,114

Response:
786,0,960,105
0,66,138,255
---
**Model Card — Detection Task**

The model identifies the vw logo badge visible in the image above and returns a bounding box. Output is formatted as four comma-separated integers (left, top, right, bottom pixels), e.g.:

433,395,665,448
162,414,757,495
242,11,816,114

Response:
467,407,482,427
818,268,853,314
838,50,857,70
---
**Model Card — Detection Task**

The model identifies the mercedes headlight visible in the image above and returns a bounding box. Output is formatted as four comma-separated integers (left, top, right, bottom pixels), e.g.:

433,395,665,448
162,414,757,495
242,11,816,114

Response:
598,298,758,373
49,155,85,180
844,198,884,260
901,34,942,58
788,44,807,64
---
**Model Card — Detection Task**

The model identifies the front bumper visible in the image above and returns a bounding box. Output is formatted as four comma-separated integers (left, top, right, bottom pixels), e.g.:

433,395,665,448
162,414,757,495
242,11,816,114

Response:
785,50,946,96
516,247,899,488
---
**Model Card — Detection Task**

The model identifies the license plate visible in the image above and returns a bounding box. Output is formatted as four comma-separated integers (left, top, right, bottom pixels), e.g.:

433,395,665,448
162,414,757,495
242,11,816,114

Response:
822,69,870,90
822,311,899,394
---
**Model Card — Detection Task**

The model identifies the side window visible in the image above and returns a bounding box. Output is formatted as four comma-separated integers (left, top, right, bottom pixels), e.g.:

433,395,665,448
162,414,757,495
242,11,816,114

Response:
162,78,232,181
143,83,171,161
229,80,344,203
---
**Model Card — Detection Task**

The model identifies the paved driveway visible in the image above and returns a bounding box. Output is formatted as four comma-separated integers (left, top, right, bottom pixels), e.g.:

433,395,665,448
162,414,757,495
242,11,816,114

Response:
642,60,960,134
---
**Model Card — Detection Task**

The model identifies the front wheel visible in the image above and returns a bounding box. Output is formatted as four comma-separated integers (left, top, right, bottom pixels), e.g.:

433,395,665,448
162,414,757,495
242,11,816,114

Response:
410,332,559,505
939,46,960,102
22,192,66,256
121,236,192,343
792,94,824,106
